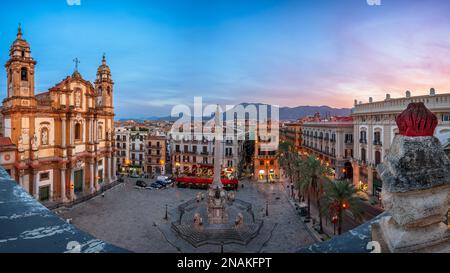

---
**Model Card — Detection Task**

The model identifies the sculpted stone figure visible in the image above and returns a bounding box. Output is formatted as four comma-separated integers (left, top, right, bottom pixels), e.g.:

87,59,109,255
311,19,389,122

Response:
41,128,48,146
373,102,450,253
18,135,24,151
31,133,38,150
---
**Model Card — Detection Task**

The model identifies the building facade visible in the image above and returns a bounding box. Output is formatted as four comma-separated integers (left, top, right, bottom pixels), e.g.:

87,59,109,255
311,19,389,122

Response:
254,121,280,182
351,90,450,198
1,27,117,203
302,117,354,180
280,122,302,150
146,133,167,175
170,133,242,178
115,127,130,173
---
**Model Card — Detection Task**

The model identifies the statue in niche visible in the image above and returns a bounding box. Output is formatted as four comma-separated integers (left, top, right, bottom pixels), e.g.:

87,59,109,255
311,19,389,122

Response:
75,90,81,107
41,128,49,146
18,135,24,152
31,133,38,150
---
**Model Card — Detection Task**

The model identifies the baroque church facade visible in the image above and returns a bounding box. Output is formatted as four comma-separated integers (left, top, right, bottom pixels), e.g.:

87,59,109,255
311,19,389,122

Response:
1,26,117,203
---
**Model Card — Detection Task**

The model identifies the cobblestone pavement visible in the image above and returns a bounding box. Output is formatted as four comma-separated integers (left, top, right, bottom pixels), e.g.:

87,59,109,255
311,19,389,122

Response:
57,178,316,253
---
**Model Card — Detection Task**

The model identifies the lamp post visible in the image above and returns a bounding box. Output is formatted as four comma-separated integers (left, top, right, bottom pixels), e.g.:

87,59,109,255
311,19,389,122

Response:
265,160,270,183
332,215,338,235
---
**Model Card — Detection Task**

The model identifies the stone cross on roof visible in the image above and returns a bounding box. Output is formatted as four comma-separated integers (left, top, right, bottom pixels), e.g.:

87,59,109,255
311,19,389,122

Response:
73,58,80,72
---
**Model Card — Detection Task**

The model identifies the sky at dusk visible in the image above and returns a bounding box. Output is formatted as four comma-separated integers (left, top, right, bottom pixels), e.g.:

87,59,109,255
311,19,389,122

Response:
1,0,450,118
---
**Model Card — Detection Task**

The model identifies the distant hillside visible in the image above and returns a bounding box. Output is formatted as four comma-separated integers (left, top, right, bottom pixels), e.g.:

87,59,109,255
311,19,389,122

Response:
236,103,351,120
279,105,351,120
117,104,351,121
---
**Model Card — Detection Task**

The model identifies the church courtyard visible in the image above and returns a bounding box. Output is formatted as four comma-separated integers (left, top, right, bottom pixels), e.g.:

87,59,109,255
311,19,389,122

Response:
56,178,317,253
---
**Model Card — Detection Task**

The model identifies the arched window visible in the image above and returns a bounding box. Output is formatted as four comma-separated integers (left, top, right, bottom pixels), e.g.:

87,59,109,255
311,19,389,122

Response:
21,67,28,81
107,86,111,96
361,148,366,163
41,127,49,146
98,86,103,96
375,151,382,165
75,123,82,141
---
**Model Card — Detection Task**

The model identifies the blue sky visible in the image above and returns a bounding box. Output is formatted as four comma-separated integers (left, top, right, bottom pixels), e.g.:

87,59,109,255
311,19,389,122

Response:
1,0,450,118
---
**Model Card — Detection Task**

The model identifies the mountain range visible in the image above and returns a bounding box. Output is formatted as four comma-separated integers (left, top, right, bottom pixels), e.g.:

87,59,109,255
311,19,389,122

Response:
118,104,352,121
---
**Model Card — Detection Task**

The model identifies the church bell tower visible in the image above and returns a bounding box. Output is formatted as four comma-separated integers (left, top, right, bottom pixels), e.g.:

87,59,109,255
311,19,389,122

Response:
4,24,37,108
95,54,114,113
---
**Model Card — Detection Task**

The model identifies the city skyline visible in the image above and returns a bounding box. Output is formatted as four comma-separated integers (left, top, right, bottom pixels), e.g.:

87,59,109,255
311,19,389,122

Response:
1,0,450,119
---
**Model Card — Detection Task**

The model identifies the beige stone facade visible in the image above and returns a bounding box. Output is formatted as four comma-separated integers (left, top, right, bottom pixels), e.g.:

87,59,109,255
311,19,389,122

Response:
351,90,450,197
302,119,354,180
146,134,167,175
1,27,116,203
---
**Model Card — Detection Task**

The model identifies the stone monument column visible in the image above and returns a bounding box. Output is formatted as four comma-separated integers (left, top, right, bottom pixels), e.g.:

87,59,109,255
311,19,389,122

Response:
207,105,228,224
372,102,450,253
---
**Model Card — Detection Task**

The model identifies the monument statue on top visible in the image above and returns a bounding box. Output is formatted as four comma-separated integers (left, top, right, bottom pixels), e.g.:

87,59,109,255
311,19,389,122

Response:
373,102,450,253
207,105,228,224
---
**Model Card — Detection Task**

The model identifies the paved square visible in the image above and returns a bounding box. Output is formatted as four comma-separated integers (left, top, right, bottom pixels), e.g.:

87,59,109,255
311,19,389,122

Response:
57,178,316,253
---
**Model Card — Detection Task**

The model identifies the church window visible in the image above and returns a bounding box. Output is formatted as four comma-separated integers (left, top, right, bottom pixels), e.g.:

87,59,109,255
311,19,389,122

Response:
75,123,82,141
98,126,103,140
107,86,111,96
21,67,28,81
98,87,103,96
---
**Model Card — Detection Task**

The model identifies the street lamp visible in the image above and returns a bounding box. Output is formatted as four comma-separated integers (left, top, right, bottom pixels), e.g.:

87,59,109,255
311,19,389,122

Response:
265,160,270,183
164,204,168,220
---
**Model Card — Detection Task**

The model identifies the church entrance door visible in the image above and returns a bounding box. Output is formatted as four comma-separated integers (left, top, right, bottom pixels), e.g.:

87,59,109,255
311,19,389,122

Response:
74,170,83,193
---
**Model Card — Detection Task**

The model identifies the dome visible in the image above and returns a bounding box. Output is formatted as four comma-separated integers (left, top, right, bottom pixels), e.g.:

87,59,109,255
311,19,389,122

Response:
9,25,32,57
72,70,83,80
97,54,111,74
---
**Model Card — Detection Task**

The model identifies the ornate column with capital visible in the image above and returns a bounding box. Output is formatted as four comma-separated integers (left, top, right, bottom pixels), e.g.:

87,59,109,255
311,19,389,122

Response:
69,118,73,147
89,118,93,143
90,162,95,193
32,171,39,200
70,169,75,201
94,162,100,191
367,165,374,196
60,168,68,203
94,120,98,143
105,156,110,183
112,155,117,181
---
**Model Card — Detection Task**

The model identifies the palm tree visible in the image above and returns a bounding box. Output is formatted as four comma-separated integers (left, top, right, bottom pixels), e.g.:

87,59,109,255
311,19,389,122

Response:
296,156,332,233
277,141,297,198
321,180,366,235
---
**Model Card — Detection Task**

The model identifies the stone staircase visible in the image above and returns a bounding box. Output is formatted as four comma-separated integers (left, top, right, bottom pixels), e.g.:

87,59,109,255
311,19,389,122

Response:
172,221,263,248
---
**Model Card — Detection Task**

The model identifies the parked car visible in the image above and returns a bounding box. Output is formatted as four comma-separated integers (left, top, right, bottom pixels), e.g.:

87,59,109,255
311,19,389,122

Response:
155,180,168,188
150,182,164,189
136,180,147,188
156,176,173,186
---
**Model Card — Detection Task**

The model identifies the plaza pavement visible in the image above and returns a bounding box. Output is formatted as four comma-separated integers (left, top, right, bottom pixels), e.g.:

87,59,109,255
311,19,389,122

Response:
56,178,317,253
